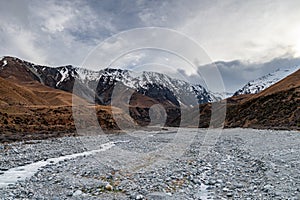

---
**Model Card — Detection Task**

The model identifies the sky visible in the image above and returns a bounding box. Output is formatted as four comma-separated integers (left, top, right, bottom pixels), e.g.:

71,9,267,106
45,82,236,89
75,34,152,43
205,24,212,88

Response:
1,0,300,92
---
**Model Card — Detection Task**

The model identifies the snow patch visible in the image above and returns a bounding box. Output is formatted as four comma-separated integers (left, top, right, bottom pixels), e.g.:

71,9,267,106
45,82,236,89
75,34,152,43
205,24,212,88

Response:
2,60,7,67
75,67,100,82
56,68,69,87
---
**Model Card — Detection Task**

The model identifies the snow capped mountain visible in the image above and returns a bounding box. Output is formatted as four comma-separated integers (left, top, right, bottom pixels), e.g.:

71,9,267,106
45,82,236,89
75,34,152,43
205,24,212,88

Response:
76,68,217,106
0,56,217,107
234,65,300,96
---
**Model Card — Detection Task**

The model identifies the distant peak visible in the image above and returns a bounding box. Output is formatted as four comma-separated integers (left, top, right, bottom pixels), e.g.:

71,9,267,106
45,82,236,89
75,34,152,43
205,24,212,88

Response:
234,64,300,96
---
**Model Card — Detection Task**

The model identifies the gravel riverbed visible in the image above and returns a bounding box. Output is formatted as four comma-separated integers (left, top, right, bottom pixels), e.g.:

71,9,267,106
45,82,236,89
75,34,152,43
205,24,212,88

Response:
0,128,299,199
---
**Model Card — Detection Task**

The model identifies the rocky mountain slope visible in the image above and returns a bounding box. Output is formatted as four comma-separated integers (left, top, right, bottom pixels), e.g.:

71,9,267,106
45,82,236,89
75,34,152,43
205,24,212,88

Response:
196,69,300,130
226,68,300,129
234,65,299,96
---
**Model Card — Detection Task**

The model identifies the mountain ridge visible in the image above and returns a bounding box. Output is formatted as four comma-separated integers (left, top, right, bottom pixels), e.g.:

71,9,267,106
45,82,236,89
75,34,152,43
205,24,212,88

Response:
233,65,300,96
225,68,300,129
0,56,218,107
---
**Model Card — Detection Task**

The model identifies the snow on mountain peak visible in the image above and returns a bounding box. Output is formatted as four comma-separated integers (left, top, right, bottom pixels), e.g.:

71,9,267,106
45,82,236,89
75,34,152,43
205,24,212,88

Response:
56,67,70,87
234,65,300,96
74,67,218,106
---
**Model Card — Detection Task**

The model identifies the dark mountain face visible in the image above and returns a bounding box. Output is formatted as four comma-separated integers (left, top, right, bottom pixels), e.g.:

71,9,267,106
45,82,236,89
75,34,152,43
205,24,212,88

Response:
130,83,181,127
33,65,77,92
95,73,118,105
137,83,180,106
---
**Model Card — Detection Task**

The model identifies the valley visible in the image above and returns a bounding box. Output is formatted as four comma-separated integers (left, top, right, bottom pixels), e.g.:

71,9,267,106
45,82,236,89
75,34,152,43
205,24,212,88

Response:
0,56,300,143
0,56,299,199
1,1,300,199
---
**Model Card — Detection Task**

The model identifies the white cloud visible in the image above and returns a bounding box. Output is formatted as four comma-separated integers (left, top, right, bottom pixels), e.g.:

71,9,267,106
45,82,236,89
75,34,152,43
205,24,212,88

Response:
0,0,300,91
178,0,300,62
0,0,117,66
0,19,48,64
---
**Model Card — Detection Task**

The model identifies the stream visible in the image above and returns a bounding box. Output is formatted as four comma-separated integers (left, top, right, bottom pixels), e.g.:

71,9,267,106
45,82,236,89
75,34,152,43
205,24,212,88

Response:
0,141,117,188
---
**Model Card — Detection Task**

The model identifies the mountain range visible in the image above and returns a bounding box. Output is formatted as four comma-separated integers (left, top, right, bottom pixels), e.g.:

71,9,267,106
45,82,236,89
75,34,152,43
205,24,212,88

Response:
0,56,299,142
1,56,218,105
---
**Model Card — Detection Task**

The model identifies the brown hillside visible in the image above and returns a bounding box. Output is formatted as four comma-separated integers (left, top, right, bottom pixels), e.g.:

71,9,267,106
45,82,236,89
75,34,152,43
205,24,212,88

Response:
0,59,132,142
226,69,300,129
0,77,48,106
0,77,87,107
194,69,300,130
0,56,41,83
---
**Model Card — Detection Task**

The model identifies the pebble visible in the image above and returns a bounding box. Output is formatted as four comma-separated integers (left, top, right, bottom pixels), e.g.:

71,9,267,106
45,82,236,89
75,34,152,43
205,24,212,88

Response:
73,190,82,196
105,183,113,191
226,192,233,197
0,129,299,199
136,194,144,199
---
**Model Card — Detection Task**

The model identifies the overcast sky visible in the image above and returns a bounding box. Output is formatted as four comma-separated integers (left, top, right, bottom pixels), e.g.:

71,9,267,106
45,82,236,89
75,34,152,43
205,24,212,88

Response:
1,0,300,92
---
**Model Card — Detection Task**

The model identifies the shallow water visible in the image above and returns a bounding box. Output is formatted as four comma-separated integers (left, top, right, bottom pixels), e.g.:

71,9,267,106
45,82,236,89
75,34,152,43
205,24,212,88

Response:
0,141,116,188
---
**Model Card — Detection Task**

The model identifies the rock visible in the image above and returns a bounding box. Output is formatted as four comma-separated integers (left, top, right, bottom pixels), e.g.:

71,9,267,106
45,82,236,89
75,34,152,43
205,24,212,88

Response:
136,194,144,199
73,190,82,196
235,183,244,188
208,180,216,185
66,191,73,197
146,192,170,199
105,183,113,191
192,179,201,184
216,179,223,184
226,192,233,197
274,191,282,196
263,184,273,192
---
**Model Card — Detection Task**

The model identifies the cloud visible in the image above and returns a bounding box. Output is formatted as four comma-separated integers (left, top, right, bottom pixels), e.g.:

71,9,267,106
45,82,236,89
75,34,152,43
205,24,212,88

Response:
0,0,116,66
178,0,300,62
206,56,300,92
0,0,300,92
0,10,48,64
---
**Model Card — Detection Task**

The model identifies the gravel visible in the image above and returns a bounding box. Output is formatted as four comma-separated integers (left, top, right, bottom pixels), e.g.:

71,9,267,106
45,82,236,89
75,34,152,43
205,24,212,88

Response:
0,128,299,199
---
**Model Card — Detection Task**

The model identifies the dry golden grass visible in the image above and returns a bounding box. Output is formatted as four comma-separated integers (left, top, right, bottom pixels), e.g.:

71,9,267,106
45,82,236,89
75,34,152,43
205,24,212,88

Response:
0,77,133,142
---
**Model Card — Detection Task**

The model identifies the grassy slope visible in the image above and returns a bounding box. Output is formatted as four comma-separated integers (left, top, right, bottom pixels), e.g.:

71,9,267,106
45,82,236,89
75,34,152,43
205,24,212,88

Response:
0,77,132,142
225,69,300,129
